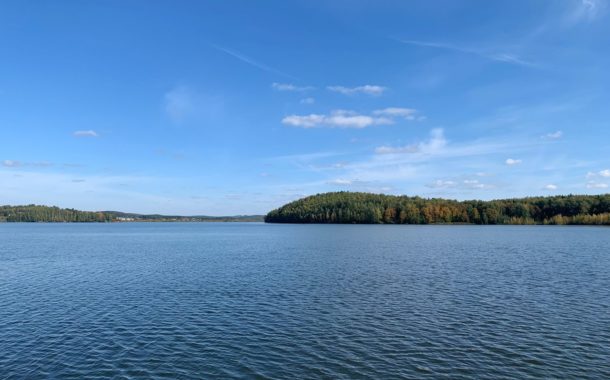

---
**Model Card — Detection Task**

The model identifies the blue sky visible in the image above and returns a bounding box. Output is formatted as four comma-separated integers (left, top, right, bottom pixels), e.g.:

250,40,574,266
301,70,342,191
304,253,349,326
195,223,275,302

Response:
1,0,609,215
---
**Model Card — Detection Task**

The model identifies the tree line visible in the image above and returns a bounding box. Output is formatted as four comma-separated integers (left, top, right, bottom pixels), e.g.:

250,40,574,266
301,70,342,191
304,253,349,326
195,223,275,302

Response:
264,192,610,225
0,205,112,222
0,205,264,223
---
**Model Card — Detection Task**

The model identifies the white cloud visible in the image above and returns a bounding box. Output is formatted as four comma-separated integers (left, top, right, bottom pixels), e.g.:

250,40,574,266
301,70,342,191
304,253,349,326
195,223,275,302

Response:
427,178,491,190
327,178,353,186
427,179,457,189
272,83,314,92
282,110,392,129
327,85,386,96
73,130,99,137
2,160,22,167
544,184,558,190
586,169,610,179
462,179,491,189
300,97,315,104
282,114,325,128
586,181,608,189
543,131,563,140
375,128,447,155
373,107,418,120
2,160,53,168
283,106,420,128
505,158,522,166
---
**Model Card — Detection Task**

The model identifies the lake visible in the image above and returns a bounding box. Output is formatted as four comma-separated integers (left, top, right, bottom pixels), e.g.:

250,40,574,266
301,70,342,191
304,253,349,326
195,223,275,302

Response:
1,223,609,379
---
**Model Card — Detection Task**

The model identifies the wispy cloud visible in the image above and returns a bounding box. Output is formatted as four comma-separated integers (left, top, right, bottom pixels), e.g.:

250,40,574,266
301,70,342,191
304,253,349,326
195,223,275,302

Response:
375,128,447,155
586,181,608,189
272,82,314,92
212,45,296,79
427,178,492,190
283,110,392,129
73,130,99,137
544,184,558,191
427,179,457,189
326,178,354,186
569,0,606,23
396,38,536,67
586,169,610,178
164,85,196,123
272,128,555,199
300,97,315,105
327,85,387,96
154,149,186,161
373,107,419,120
505,158,522,166
543,131,563,140
283,107,420,129
2,160,22,168
2,159,53,168
164,85,222,124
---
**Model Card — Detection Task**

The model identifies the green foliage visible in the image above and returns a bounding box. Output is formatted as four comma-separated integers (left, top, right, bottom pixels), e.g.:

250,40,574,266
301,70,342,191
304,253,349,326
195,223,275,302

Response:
265,192,610,225
0,205,112,222
0,205,264,223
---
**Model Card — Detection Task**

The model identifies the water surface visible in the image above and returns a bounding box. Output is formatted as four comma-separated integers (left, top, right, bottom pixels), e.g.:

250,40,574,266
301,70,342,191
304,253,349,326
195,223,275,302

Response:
1,223,609,379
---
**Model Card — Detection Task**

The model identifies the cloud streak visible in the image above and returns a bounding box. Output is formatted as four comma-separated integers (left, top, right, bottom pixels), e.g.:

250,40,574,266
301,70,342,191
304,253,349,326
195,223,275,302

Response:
373,107,419,120
427,178,492,190
2,160,53,168
272,82,314,92
327,85,387,96
396,38,536,67
73,130,99,137
212,45,296,79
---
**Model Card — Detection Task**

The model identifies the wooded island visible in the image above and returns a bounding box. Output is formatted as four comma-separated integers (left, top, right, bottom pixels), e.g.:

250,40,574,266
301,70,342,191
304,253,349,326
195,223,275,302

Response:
265,192,610,225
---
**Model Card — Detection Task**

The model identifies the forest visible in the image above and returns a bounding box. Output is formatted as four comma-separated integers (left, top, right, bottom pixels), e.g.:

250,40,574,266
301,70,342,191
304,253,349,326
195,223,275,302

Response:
0,205,113,222
0,205,263,223
265,192,610,225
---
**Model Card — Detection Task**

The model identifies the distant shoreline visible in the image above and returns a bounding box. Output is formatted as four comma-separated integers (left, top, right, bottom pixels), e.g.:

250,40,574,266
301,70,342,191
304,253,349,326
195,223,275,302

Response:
0,205,264,223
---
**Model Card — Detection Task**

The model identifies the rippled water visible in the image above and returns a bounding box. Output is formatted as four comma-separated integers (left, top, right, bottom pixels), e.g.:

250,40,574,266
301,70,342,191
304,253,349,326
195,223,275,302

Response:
1,223,609,379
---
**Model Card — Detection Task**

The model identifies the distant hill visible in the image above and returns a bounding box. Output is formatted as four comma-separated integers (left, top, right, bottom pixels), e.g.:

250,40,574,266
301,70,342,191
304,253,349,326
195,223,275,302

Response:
265,192,610,225
0,205,264,223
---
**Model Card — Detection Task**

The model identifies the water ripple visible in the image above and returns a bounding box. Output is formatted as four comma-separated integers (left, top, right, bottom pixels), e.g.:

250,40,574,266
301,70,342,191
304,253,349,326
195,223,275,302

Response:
1,223,609,379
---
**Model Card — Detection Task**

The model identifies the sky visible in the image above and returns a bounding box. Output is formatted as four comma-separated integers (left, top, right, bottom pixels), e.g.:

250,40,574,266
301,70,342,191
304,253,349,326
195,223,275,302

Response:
1,0,610,215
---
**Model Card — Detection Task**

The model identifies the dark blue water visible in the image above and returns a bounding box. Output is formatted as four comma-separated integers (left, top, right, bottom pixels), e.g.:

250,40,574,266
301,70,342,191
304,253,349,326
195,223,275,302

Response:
1,223,609,379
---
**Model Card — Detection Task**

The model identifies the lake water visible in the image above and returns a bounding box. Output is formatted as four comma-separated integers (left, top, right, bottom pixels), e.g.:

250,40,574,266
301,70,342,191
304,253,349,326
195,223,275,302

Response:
1,223,609,379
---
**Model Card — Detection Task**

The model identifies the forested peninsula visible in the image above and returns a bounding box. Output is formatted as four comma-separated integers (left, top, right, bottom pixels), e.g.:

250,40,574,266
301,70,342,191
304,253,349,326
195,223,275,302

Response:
0,205,263,223
264,192,610,225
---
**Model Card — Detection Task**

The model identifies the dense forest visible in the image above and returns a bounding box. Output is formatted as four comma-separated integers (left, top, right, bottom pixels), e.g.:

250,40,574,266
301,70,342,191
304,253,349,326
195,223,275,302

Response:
265,192,610,225
0,205,263,223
